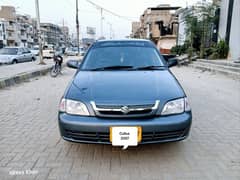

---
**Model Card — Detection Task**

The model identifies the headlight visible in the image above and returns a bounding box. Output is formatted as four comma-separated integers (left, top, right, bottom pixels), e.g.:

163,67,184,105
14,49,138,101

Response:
59,98,90,116
161,97,191,115
184,97,191,111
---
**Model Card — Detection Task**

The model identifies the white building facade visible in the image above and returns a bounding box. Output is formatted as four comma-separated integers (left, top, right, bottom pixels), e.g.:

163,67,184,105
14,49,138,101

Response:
0,19,7,48
219,0,240,60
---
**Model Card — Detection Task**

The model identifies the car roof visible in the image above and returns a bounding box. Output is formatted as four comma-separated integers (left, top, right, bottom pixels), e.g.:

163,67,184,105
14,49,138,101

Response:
4,46,20,49
97,38,150,42
93,39,155,48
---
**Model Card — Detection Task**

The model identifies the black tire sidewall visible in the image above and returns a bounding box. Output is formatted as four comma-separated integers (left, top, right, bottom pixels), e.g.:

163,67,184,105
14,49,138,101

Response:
12,59,17,64
50,66,59,77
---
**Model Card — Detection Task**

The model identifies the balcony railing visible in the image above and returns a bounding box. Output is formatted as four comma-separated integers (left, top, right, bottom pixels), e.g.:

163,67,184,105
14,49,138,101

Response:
27,37,34,43
6,25,15,31
20,35,27,40
7,35,17,40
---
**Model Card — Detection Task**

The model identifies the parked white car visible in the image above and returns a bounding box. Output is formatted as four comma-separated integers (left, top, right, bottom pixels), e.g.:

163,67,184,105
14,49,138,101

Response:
0,47,36,64
65,47,78,56
43,45,55,59
30,46,39,56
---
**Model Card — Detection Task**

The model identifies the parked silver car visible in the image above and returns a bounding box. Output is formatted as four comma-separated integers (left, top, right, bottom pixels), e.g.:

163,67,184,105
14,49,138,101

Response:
0,47,36,64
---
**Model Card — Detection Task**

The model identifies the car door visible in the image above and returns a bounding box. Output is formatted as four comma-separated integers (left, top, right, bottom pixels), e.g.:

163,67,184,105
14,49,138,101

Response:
24,48,33,62
17,48,25,62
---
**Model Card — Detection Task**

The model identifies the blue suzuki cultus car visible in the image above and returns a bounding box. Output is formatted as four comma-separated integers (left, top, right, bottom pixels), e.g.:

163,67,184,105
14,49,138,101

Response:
58,39,192,147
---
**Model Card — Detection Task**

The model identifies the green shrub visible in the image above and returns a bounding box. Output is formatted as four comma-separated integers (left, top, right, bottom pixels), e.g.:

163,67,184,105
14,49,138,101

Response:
170,44,188,55
208,52,219,59
216,40,229,59
208,40,229,59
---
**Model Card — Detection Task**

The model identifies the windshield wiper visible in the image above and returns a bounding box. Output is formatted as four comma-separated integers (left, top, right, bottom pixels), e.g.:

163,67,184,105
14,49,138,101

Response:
134,65,166,70
90,65,134,71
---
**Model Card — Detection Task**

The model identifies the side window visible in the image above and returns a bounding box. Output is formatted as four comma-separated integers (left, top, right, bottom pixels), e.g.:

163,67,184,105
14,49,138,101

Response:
20,48,26,54
18,48,23,54
24,48,31,53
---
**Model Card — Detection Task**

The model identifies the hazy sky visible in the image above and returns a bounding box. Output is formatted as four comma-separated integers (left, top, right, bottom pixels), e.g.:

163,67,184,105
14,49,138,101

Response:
0,0,203,38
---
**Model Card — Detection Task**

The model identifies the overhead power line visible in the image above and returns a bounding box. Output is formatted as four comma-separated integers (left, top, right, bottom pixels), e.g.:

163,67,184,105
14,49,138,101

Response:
85,0,137,21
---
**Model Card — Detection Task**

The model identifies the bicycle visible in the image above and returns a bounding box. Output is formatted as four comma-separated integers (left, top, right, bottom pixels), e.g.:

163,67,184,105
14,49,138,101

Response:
50,55,63,77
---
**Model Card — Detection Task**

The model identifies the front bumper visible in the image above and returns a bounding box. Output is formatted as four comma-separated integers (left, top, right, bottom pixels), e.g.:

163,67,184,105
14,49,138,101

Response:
58,112,192,145
0,61,11,65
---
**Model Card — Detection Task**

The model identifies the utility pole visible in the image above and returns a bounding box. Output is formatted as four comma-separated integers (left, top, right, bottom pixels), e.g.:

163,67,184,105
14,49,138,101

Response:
85,0,104,39
35,0,45,64
63,19,67,47
107,22,112,39
100,8,103,38
76,0,80,55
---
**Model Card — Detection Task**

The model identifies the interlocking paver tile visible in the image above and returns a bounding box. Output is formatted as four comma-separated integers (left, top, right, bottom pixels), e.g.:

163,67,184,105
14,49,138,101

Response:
0,67,239,180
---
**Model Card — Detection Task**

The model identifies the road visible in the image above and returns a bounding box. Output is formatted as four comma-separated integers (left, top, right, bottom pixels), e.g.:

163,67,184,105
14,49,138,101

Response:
0,66,239,180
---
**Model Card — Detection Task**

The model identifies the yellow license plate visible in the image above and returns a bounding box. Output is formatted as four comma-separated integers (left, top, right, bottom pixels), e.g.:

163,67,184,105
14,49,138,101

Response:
110,126,142,144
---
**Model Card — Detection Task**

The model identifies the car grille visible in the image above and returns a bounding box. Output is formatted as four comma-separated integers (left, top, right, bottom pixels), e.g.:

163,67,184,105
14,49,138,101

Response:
141,129,186,143
64,129,186,144
90,101,160,118
65,130,109,143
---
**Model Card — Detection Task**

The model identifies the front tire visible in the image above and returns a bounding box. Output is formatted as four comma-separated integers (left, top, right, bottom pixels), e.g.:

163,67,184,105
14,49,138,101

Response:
50,65,59,77
12,59,18,64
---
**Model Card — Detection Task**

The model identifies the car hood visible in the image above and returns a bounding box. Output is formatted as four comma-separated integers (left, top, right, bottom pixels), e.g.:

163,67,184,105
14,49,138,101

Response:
69,70,185,105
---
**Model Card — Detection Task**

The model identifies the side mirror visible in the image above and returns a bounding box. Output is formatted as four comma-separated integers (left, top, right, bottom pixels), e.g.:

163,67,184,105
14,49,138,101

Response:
162,54,176,62
168,58,178,68
67,60,80,69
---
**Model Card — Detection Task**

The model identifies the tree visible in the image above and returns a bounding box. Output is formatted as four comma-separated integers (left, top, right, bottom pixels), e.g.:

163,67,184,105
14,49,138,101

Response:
184,3,219,58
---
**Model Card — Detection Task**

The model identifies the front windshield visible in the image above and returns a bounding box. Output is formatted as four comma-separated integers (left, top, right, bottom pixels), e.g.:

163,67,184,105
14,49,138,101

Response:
0,48,18,55
81,46,165,70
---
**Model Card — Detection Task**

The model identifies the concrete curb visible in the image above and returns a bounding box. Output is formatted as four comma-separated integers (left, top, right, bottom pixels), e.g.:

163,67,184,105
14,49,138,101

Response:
0,56,81,90
0,66,52,89
188,63,240,80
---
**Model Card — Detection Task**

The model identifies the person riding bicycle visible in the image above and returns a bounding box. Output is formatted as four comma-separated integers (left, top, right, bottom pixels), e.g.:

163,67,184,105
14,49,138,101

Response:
53,54,63,71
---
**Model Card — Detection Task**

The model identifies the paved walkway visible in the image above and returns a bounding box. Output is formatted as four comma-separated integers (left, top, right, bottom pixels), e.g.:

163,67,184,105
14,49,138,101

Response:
0,56,82,89
0,56,81,80
0,59,52,80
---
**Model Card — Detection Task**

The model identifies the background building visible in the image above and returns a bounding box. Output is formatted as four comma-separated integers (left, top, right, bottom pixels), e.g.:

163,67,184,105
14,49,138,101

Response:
218,0,240,60
0,5,70,49
61,26,70,47
16,14,35,47
40,23,64,47
131,4,180,54
130,22,141,38
0,19,7,48
0,6,19,47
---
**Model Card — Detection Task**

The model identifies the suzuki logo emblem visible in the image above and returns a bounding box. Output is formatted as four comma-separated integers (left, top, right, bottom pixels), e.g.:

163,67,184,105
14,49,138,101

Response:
121,106,130,114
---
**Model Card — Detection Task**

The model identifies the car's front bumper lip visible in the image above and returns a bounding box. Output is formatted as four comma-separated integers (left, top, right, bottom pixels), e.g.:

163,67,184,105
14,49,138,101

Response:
0,61,11,65
58,112,192,144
